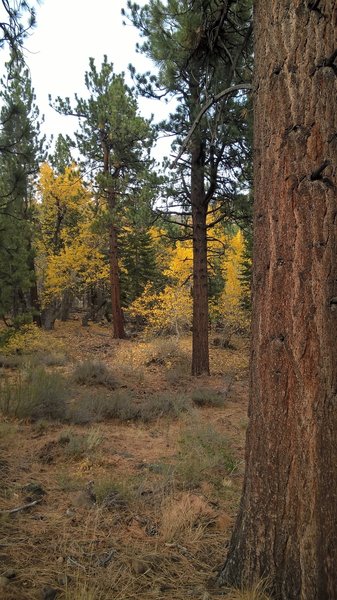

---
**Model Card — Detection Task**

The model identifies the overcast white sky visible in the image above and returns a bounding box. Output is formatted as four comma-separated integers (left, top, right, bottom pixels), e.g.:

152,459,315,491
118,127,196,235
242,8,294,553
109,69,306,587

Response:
19,0,173,158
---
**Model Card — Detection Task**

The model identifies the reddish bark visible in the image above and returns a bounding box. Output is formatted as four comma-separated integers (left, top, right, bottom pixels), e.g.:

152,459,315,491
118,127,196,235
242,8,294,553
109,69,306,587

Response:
220,1,337,598
102,140,125,340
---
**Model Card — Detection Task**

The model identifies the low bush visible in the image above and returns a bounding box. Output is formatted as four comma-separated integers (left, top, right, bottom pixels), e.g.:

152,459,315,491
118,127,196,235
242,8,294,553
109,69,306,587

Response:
60,427,102,459
191,387,224,408
93,477,129,508
72,360,117,389
0,354,23,369
177,417,237,487
139,393,191,422
0,367,68,421
68,389,139,424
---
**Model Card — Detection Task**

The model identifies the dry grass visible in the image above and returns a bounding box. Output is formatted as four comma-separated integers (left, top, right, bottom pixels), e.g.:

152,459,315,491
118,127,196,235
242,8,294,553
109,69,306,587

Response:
160,492,216,544
224,579,272,600
176,414,238,488
0,322,250,600
0,367,68,420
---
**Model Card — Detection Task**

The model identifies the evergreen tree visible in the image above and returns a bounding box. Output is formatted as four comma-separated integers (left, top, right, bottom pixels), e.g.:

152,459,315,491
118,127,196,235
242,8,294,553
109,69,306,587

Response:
0,1,36,54
126,0,252,374
49,133,74,175
0,53,45,325
51,56,156,338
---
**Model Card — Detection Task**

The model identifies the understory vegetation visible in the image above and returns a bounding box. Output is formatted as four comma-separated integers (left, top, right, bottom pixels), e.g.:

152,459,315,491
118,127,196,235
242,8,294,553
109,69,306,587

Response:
0,322,258,600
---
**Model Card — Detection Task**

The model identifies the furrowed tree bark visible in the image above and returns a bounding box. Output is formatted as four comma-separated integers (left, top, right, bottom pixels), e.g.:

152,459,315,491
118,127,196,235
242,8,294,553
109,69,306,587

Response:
191,137,210,376
219,1,337,598
103,141,125,340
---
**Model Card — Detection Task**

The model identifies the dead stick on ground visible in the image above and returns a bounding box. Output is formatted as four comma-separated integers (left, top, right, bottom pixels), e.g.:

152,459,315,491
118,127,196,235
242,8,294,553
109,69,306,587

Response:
0,499,42,515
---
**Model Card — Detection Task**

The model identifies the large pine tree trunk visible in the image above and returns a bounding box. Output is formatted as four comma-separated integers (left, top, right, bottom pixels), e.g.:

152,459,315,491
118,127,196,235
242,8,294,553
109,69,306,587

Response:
191,139,210,376
103,142,125,340
219,2,337,598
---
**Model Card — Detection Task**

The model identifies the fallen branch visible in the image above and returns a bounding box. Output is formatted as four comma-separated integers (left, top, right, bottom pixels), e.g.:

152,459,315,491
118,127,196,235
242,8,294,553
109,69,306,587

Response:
171,83,253,168
0,499,42,515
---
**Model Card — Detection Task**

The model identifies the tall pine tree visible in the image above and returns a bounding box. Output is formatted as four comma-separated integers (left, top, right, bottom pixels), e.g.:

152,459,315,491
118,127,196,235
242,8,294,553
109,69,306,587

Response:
51,57,155,338
0,53,45,325
126,0,252,374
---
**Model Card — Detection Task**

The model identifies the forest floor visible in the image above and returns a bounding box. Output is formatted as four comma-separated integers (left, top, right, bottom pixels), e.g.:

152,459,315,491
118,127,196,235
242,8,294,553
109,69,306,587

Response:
0,321,250,600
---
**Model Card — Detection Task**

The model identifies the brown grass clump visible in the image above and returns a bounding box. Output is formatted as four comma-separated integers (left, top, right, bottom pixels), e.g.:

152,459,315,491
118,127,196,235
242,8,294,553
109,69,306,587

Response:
160,492,216,544
224,579,272,600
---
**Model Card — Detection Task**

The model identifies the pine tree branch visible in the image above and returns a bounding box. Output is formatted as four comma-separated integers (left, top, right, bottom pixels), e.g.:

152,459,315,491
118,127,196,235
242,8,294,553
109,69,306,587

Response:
171,83,253,168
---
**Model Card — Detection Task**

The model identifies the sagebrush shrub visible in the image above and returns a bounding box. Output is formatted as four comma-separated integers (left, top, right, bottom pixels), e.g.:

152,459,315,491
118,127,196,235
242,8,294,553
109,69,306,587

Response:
0,367,68,420
177,417,237,487
72,360,117,389
191,387,224,408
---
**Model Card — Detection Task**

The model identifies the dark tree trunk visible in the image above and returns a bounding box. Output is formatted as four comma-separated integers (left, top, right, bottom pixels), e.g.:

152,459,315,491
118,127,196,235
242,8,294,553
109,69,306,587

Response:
102,140,125,340
60,290,73,322
30,281,42,327
219,2,337,598
191,137,210,376
27,239,41,326
41,303,59,330
108,220,125,339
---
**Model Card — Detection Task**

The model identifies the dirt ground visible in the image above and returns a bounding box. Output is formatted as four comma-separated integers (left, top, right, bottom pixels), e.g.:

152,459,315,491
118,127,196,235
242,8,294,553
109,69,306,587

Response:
0,321,249,600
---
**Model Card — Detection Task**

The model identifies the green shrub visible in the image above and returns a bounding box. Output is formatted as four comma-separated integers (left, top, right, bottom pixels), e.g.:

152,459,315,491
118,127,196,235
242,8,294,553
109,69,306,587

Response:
72,360,117,389
68,389,139,424
32,351,67,367
68,390,190,425
139,393,191,422
177,417,237,487
0,367,68,420
0,354,23,369
60,427,102,459
191,387,224,408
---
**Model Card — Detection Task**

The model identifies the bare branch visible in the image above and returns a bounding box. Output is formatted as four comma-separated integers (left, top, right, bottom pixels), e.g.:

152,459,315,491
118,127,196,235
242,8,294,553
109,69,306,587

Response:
0,499,42,515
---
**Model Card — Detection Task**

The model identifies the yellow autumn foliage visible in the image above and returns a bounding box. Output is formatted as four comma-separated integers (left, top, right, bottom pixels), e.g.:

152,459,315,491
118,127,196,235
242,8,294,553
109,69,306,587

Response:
36,163,109,306
128,239,193,336
129,226,249,337
211,229,250,336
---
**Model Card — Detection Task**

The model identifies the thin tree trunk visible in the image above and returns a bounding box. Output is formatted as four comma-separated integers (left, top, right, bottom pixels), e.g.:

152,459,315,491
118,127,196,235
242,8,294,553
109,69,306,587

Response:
30,281,41,327
108,219,125,339
219,2,337,598
60,290,73,322
28,249,41,327
191,139,210,376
